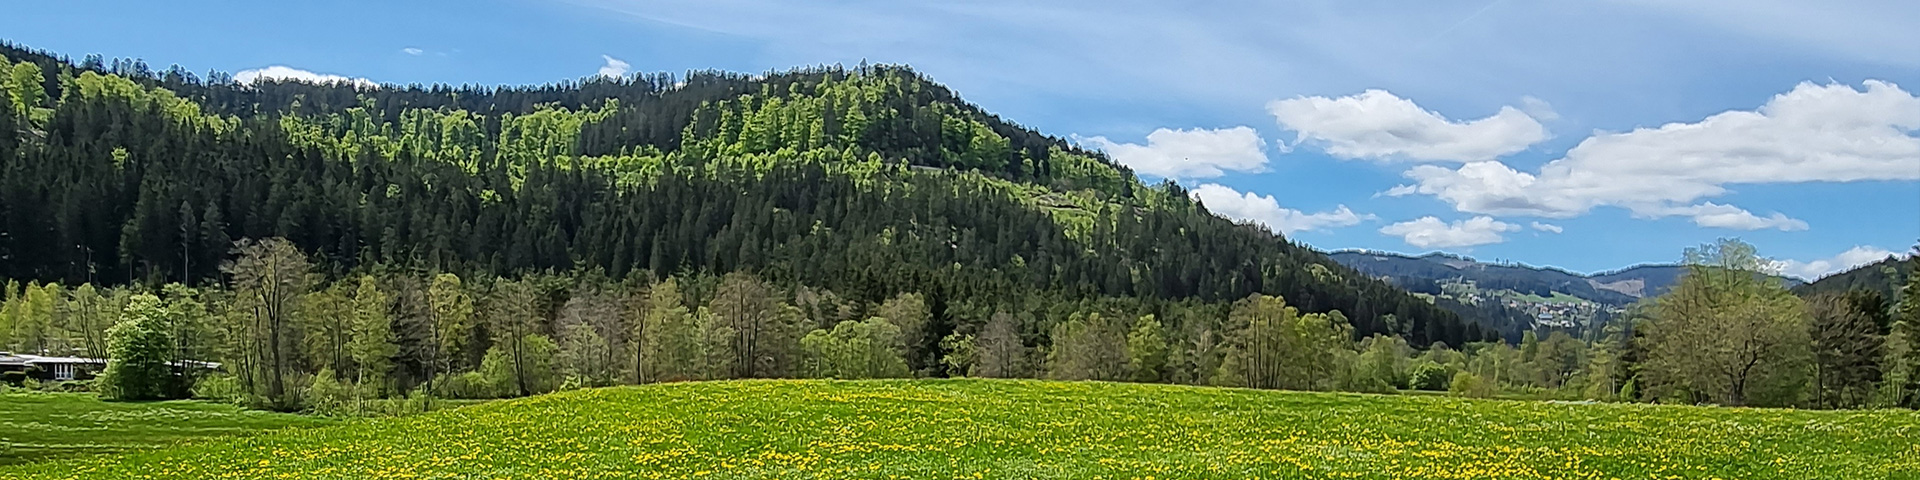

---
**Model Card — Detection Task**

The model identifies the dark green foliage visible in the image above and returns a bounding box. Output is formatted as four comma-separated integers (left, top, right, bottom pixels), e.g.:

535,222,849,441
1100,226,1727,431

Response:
0,42,1481,395
1794,257,1910,302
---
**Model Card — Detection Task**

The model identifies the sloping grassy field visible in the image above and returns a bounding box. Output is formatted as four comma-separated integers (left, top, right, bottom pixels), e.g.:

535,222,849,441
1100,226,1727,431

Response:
5,380,1916,479
0,393,331,466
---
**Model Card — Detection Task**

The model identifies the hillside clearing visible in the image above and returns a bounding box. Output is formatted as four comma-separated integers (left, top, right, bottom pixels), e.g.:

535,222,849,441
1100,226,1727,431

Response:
6,380,1917,479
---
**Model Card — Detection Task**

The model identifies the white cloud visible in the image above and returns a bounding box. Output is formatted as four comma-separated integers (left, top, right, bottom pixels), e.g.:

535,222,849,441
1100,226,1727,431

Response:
233,66,377,88
1397,80,1920,229
1529,222,1563,233
401,47,425,56
1656,203,1809,231
1078,127,1270,179
1775,246,1902,281
1267,89,1549,162
1379,216,1520,248
598,55,632,78
1190,184,1373,235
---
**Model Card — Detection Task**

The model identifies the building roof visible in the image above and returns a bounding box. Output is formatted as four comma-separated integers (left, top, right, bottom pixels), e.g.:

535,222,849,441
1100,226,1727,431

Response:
0,354,106,366
0,353,216,369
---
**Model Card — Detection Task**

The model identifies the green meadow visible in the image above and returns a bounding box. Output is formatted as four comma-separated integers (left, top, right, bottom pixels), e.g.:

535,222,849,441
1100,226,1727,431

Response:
5,380,1917,479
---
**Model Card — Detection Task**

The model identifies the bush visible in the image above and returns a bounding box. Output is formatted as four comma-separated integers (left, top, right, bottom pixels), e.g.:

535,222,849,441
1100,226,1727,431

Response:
1449,372,1494,398
101,294,181,401
1,371,25,386
1407,361,1452,391
304,369,357,416
191,374,248,405
433,371,495,399
50,380,93,393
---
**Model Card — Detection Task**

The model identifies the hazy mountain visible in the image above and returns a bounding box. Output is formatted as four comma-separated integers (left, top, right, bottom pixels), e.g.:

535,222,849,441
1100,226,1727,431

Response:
1330,251,1804,307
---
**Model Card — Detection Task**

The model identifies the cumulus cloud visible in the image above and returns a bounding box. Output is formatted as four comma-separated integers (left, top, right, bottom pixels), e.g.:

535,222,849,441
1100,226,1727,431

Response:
598,55,631,78
1529,222,1563,233
1267,89,1549,162
1190,184,1374,235
1775,246,1901,281
1395,80,1919,229
233,66,377,88
401,47,425,56
1656,203,1809,231
1379,216,1520,248
1079,127,1271,179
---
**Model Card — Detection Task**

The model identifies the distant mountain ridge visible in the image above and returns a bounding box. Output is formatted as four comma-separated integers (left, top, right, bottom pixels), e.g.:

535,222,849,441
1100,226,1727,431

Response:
1794,257,1912,301
1328,251,1801,307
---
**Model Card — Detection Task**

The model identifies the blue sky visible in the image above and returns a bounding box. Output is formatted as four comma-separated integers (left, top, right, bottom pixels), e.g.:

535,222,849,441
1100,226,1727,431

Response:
5,0,1917,279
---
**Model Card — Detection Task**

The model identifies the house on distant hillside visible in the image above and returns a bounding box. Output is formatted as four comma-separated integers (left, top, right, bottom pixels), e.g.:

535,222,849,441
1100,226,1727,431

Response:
0,352,106,380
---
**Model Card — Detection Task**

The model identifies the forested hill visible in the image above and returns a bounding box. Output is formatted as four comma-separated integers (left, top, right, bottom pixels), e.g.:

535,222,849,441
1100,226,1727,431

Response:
1795,257,1913,301
0,42,1492,351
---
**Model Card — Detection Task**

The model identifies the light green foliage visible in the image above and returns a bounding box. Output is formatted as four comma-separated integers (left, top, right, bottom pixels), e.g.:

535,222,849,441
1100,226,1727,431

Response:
14,380,1920,479
708,272,797,379
347,276,396,392
875,292,931,371
484,279,546,397
556,286,627,388
938,332,975,377
1450,371,1495,398
798,318,910,379
695,307,735,380
60,284,114,359
158,284,211,371
427,273,474,375
99,294,178,401
1642,238,1811,407
1048,147,1125,194
1126,314,1166,382
1890,263,1920,407
1525,331,1588,389
8,62,46,122
1354,335,1410,391
1045,312,1131,381
1214,295,1353,391
641,279,701,382
481,334,559,397
63,71,222,133
1408,361,1453,392
1879,321,1916,408
13,283,62,355
0,281,16,352
302,368,355,416
298,281,354,377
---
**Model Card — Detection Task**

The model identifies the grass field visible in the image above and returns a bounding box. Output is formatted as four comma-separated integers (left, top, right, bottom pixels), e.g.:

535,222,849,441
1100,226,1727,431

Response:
4,380,1917,479
0,393,332,467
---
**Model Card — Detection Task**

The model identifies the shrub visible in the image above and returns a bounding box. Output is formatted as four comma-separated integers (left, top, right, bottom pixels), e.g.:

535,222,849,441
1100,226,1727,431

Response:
1,371,25,386
191,374,248,405
433,371,495,399
101,294,181,401
1407,361,1452,391
1449,372,1494,398
304,369,357,416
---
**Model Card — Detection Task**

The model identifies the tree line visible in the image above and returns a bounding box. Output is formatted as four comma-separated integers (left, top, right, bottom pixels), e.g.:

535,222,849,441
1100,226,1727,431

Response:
11,236,1911,413
0,236,1482,412
0,40,1492,370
